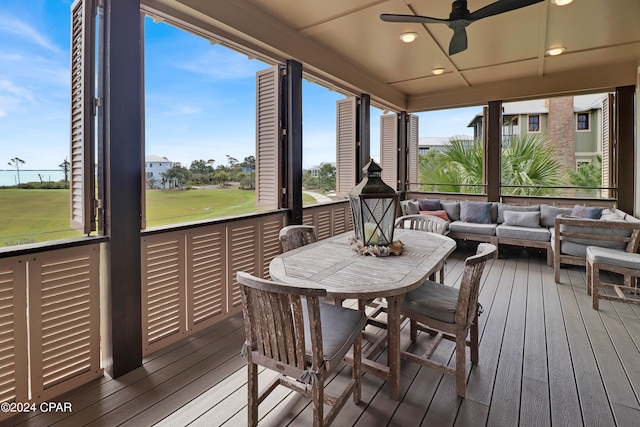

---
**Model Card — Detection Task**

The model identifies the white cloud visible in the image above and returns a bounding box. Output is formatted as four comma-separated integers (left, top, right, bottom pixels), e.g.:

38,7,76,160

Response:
0,13,61,53
176,48,267,80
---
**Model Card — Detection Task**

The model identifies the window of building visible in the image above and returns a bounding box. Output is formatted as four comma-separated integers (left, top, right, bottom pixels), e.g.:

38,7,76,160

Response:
577,112,590,130
528,115,540,132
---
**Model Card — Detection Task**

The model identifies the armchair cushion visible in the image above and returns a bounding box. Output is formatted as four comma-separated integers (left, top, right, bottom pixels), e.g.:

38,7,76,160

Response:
303,301,367,370
402,280,458,324
586,246,640,270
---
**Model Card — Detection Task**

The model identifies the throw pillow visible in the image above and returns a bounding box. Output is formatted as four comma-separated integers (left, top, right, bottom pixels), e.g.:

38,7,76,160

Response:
420,210,450,222
503,211,540,228
460,201,492,224
571,204,603,219
497,203,539,223
417,198,441,211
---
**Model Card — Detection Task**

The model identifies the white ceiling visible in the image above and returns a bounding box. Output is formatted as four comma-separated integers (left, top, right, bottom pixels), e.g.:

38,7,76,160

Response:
143,0,640,112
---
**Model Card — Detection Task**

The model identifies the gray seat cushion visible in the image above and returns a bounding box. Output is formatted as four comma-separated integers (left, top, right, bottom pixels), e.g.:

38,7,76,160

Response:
496,224,550,242
303,301,367,370
402,280,459,324
449,221,497,236
586,246,640,270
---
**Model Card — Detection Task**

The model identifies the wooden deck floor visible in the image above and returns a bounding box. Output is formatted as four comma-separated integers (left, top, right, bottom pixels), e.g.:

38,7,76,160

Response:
6,244,640,427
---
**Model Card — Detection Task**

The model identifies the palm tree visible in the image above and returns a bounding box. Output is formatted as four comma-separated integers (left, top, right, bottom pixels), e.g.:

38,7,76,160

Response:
419,134,562,196
8,157,25,185
501,134,562,196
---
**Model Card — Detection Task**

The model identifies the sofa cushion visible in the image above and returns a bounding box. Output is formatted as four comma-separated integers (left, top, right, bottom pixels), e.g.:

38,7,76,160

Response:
420,209,450,222
441,201,460,221
497,203,540,223
571,204,603,219
405,200,420,215
540,204,574,228
503,211,541,228
557,215,630,251
496,224,550,242
449,221,497,236
460,201,492,224
417,198,441,211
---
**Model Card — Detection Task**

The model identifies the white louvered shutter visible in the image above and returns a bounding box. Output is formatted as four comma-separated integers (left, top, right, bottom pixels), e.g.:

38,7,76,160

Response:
336,97,357,197
601,94,613,198
407,114,419,190
69,0,96,233
380,114,398,190
255,66,282,207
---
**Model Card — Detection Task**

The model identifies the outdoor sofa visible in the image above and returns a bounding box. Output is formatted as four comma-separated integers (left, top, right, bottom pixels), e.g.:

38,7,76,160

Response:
400,199,639,273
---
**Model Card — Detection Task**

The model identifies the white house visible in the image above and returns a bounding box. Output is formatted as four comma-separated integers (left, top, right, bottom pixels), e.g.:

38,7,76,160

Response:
145,155,174,189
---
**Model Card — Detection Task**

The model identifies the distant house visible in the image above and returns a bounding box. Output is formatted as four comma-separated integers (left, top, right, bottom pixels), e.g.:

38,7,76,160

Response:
145,155,175,189
419,136,473,155
467,94,610,173
307,162,336,178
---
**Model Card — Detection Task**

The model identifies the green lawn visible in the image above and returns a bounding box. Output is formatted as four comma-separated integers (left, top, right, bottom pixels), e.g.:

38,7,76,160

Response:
0,187,318,246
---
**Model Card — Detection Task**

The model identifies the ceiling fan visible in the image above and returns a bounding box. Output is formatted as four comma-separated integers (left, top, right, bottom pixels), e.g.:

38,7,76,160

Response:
380,0,545,55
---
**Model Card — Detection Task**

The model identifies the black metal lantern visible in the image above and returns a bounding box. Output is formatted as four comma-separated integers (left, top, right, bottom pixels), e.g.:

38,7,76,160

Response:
349,160,399,246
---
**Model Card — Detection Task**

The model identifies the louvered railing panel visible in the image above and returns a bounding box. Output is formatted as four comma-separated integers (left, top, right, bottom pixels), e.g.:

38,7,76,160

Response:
260,216,285,279
303,201,352,240
142,232,186,354
0,259,28,414
227,221,258,310
28,245,101,402
188,225,226,331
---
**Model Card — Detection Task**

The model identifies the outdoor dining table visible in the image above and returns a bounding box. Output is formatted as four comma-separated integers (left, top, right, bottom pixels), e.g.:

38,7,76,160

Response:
268,228,457,400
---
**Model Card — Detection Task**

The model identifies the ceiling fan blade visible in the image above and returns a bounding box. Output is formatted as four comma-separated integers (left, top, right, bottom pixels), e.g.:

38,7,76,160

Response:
469,0,545,21
380,13,448,24
449,27,468,55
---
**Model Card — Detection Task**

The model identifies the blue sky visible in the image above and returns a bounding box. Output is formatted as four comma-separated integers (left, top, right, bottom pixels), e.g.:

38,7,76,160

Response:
0,0,479,170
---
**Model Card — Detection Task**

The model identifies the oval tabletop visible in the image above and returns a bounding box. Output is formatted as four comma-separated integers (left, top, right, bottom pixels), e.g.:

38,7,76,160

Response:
269,228,457,300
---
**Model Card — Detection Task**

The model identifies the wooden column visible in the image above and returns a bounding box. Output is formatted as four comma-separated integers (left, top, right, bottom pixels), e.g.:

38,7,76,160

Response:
357,94,371,182
285,60,303,225
616,85,635,214
485,101,502,201
100,0,143,378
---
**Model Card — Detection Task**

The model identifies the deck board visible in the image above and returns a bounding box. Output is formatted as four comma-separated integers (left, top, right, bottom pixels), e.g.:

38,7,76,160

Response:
7,246,640,427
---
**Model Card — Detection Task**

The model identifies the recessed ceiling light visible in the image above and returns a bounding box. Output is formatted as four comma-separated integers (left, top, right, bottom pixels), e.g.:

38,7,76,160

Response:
400,32,418,43
551,0,573,5
432,67,445,75
546,46,566,56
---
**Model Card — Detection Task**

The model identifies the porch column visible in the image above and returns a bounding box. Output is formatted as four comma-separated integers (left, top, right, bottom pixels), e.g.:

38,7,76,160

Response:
100,0,143,377
485,101,502,201
617,85,635,215
357,94,371,182
284,60,303,224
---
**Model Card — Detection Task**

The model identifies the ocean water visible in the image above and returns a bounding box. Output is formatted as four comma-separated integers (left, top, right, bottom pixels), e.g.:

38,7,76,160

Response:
0,170,66,187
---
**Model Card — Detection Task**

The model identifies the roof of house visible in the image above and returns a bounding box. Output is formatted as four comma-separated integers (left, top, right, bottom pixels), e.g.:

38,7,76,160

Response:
146,155,173,163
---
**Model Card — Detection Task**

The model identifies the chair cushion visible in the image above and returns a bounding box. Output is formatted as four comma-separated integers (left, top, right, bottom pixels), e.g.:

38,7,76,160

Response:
402,280,459,324
586,246,640,270
302,301,367,370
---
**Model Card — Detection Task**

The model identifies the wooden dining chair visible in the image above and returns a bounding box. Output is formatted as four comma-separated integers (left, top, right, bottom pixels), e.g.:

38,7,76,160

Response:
279,225,318,252
395,214,448,283
400,243,497,398
237,271,367,427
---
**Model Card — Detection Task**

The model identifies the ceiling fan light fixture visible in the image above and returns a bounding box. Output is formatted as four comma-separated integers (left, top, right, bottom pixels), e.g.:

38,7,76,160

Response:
546,46,566,56
551,0,573,6
432,67,445,75
400,32,418,43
